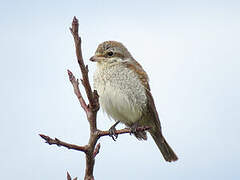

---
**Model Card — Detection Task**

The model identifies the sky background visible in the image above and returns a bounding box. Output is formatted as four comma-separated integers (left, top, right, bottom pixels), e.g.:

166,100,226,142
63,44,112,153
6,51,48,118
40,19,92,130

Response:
1,0,240,179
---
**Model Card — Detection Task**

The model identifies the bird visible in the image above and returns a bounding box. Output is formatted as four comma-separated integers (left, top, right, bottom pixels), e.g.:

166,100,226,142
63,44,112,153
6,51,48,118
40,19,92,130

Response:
90,41,178,162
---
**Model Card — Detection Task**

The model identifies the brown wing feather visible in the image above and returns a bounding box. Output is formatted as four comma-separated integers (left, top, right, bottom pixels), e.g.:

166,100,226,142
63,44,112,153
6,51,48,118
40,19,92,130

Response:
145,89,162,133
123,60,150,90
123,60,162,131
123,60,178,162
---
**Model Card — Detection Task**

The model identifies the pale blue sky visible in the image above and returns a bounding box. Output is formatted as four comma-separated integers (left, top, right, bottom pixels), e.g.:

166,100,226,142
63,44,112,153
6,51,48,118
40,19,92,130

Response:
1,0,240,179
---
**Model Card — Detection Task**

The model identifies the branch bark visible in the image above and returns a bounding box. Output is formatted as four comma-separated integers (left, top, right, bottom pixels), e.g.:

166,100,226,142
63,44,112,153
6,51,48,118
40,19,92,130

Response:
39,134,87,152
69,17,99,180
67,69,88,112
69,17,95,110
39,16,151,180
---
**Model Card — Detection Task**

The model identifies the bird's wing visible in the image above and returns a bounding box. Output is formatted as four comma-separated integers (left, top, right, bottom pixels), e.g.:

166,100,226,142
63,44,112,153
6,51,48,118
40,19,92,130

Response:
123,60,162,132
123,60,150,90
145,88,162,132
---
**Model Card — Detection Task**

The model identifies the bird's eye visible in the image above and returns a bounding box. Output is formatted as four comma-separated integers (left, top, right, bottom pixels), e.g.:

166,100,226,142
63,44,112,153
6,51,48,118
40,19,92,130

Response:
107,51,114,56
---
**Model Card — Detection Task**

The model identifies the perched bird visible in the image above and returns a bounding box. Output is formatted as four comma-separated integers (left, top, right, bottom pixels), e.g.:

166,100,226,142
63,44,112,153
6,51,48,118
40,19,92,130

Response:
90,41,178,162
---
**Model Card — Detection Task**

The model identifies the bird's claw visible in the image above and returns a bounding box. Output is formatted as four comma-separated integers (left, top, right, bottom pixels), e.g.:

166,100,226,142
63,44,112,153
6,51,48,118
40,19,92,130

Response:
109,126,118,141
109,121,120,141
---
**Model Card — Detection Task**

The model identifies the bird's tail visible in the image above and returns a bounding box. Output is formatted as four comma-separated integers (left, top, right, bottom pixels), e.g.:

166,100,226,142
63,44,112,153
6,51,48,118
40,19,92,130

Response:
150,130,178,162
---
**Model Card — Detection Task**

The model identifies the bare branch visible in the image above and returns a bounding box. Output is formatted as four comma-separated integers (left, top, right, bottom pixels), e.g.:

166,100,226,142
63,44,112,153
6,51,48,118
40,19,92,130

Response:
67,69,88,112
39,134,87,152
70,16,95,109
98,126,151,137
70,16,98,180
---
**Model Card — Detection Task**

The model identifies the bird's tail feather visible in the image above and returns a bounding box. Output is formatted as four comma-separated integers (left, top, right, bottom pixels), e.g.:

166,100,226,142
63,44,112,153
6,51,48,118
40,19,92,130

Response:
150,130,178,162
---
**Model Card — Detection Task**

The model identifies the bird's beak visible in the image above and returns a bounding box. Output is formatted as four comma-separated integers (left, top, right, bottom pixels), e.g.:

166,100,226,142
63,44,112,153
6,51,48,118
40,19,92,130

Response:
89,56,99,62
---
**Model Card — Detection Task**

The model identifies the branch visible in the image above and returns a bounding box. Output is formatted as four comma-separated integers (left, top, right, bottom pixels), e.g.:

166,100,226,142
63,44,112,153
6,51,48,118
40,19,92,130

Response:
67,69,88,112
98,126,151,137
69,16,99,180
69,16,95,109
40,16,151,180
39,134,87,152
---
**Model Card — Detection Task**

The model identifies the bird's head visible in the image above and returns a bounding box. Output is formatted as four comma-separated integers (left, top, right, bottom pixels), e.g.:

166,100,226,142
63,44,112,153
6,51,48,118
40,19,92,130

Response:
90,41,133,64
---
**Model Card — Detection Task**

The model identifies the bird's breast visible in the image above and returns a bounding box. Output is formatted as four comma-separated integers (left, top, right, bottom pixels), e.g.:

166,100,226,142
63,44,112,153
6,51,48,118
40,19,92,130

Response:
93,63,147,125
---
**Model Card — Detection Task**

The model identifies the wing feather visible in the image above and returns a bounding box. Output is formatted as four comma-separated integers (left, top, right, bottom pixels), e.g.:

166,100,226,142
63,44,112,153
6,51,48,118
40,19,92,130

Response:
123,60,162,132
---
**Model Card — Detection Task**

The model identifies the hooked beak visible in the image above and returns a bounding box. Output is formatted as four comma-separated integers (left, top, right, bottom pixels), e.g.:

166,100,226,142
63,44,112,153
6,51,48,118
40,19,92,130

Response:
89,55,99,62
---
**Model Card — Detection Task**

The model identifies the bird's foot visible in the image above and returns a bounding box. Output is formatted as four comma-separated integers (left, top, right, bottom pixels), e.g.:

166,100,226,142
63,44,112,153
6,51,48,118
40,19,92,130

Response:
129,122,148,140
109,121,120,141
129,122,139,135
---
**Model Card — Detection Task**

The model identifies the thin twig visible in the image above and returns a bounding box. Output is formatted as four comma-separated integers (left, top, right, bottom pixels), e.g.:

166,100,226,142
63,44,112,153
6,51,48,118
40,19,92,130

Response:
69,16,95,109
67,172,71,180
39,134,87,152
67,69,88,112
67,172,78,180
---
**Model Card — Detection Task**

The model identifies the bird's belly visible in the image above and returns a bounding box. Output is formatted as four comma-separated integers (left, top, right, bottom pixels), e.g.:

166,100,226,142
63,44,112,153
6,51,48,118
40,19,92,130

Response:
99,82,145,126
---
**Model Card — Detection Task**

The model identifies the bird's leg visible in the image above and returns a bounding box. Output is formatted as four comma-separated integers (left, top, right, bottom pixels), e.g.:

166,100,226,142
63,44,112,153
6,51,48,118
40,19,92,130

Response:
109,121,120,141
